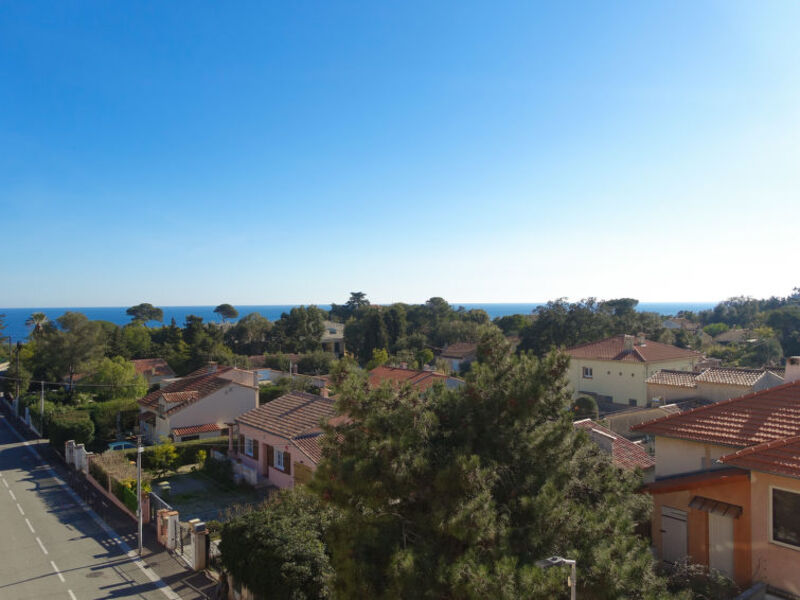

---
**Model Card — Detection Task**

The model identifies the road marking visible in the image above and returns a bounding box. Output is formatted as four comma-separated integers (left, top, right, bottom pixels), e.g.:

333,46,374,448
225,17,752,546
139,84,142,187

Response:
50,560,66,582
68,590,77,600
0,417,181,600
9,489,16,501
36,536,48,555
25,517,35,533
2,479,7,488
16,502,24,515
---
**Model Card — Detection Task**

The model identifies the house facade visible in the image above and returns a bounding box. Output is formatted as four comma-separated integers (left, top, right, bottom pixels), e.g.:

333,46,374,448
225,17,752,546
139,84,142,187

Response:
138,364,258,443
321,321,345,357
439,342,478,373
633,359,800,595
229,391,337,489
131,358,176,387
567,334,702,408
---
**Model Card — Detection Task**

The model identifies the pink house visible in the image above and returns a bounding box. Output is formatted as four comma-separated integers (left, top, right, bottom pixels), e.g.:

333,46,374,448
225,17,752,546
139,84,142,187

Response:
229,391,337,488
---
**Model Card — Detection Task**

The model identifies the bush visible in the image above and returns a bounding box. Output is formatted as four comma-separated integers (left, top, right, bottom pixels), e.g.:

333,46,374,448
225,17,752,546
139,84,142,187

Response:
112,478,139,513
125,436,229,471
48,411,95,450
202,456,235,488
658,558,740,599
571,395,599,420
89,459,110,489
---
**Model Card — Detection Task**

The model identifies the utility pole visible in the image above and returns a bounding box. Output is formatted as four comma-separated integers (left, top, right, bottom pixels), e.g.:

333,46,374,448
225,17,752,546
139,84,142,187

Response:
137,434,143,556
40,380,45,436
15,342,21,402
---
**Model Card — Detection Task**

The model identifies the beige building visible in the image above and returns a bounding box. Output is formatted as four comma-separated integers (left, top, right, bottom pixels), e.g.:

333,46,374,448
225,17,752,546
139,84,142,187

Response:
646,367,784,405
567,334,702,408
138,364,258,443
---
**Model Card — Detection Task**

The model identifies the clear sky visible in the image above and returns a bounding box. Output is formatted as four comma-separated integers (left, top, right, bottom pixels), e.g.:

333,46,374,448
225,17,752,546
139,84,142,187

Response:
2,1,799,307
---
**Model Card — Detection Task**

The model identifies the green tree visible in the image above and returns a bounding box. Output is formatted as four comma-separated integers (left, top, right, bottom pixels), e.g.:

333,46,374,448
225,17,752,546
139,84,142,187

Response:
365,348,389,370
220,488,336,599
126,303,164,323
25,312,49,336
84,356,148,401
702,323,729,338
570,395,599,420
151,437,179,478
270,306,326,353
214,303,239,322
225,312,272,355
36,312,103,391
313,332,671,599
121,323,152,358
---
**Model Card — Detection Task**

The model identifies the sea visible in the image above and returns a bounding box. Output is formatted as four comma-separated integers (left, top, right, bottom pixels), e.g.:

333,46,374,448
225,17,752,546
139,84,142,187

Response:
0,302,717,344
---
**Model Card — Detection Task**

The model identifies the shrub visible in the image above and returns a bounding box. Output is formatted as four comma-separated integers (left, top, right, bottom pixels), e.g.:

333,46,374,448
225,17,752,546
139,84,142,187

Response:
48,411,95,449
571,394,599,420
203,456,235,488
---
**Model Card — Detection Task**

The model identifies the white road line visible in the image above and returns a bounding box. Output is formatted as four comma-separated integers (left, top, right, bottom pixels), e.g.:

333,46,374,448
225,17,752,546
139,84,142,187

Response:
36,536,48,555
9,489,16,501
50,560,66,583
25,517,35,533
68,590,77,600
0,418,180,600
2,479,7,488
16,502,24,515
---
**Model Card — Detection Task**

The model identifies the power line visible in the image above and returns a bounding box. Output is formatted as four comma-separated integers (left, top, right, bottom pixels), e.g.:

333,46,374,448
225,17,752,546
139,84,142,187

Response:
0,374,146,389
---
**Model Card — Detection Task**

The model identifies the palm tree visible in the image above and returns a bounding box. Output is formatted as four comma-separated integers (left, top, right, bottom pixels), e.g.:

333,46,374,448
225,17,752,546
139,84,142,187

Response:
25,312,48,336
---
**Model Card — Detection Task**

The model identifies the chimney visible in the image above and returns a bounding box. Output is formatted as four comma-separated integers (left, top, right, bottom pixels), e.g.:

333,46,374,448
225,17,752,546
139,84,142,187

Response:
623,335,634,352
786,357,800,383
399,362,408,370
253,371,259,387
207,361,218,373
320,387,329,399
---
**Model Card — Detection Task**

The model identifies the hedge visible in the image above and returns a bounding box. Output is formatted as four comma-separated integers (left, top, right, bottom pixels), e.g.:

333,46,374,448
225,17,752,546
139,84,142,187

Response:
48,412,95,450
123,436,229,472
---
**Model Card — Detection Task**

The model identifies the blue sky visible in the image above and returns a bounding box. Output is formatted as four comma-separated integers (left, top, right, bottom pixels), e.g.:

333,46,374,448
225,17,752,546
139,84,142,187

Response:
2,1,799,307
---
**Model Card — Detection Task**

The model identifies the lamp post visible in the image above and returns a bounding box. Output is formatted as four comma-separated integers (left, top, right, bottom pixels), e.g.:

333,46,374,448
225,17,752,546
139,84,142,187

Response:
536,556,577,600
136,435,143,556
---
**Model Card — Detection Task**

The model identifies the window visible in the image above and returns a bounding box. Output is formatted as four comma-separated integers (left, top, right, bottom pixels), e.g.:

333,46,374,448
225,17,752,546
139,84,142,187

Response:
772,488,800,548
582,367,593,379
245,437,254,457
275,449,285,470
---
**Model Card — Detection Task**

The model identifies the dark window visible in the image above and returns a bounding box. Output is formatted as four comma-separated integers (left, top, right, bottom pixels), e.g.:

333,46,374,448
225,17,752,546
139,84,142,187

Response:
181,435,199,442
629,399,637,407
773,488,800,548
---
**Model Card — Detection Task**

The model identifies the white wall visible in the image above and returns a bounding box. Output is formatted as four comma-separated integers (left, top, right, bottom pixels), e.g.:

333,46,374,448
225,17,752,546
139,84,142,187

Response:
654,436,733,478
170,384,257,430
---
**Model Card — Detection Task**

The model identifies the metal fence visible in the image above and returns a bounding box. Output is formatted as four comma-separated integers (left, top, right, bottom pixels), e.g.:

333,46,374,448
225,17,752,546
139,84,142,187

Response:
149,491,173,522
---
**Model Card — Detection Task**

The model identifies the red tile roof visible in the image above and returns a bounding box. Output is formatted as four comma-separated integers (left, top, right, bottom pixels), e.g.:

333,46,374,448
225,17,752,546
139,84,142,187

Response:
131,358,175,378
137,365,253,415
646,370,699,388
567,335,702,363
573,419,655,471
368,366,458,391
171,423,223,437
718,435,800,479
236,391,337,440
292,431,325,464
441,342,478,359
632,381,800,448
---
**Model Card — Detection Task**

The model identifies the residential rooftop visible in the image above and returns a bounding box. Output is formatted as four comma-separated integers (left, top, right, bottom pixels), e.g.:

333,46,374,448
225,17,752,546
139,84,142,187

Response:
567,334,702,363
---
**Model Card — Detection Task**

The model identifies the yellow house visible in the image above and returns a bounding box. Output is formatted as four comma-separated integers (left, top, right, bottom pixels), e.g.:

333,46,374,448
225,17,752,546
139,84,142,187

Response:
567,334,702,408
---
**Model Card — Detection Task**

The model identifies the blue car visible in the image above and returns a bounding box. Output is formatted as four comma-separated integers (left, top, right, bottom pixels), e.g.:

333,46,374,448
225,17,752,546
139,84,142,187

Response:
108,441,136,451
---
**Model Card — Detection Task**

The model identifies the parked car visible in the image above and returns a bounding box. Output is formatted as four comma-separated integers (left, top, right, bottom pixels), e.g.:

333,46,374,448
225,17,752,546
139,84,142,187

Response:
107,441,136,451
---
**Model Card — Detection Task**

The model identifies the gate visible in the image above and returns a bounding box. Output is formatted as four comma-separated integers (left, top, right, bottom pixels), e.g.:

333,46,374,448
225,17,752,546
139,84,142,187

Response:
178,521,194,567
149,491,173,523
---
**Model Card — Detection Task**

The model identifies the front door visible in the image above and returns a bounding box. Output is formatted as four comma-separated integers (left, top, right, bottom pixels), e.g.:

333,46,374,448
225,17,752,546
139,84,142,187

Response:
661,506,688,563
708,513,734,578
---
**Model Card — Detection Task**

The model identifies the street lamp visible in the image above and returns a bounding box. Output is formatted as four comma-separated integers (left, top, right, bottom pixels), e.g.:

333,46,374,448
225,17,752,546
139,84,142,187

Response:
535,556,577,600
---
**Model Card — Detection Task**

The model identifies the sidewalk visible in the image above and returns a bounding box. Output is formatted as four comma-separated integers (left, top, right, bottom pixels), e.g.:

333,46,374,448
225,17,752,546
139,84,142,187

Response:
0,401,218,599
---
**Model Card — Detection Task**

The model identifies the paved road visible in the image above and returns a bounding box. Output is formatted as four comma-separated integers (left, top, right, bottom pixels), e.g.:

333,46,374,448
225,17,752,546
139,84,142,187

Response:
0,414,180,599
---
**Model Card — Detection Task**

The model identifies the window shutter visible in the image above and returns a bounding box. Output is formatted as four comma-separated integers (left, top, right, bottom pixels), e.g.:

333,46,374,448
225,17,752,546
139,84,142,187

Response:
267,445,274,467
238,435,244,454
284,451,291,475
252,441,259,461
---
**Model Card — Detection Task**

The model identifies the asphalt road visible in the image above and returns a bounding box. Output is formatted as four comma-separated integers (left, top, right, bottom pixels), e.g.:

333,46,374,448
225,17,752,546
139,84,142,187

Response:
0,414,179,600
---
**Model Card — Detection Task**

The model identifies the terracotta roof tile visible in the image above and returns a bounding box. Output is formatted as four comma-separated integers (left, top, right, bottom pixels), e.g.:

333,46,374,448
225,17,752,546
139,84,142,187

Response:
574,419,655,471
137,365,254,415
695,367,769,387
441,342,478,359
646,370,699,388
236,391,337,440
292,431,325,464
131,358,175,378
632,381,800,447
718,435,800,479
567,335,702,363
368,366,460,391
171,423,223,437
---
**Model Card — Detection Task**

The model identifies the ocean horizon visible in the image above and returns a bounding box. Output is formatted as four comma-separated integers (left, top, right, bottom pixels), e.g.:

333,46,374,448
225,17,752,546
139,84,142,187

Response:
0,301,718,343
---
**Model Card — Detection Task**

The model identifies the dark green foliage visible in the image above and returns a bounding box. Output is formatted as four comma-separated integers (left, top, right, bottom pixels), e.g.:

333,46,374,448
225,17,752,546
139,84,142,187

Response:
126,303,164,323
214,303,239,321
89,459,109,489
658,559,739,599
259,377,318,404
269,306,326,353
202,456,235,487
48,411,95,450
225,313,272,355
220,488,335,599
702,323,729,337
313,332,671,599
297,351,334,375
570,395,599,420
112,479,139,513
124,436,228,471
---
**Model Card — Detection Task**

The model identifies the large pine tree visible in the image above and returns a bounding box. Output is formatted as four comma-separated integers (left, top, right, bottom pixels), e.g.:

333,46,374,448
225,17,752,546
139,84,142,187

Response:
312,332,675,599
